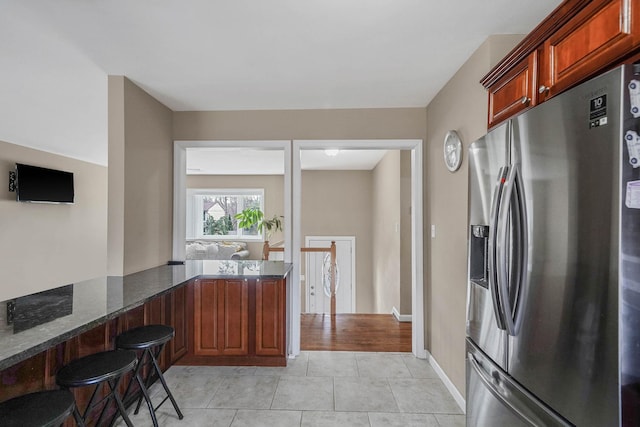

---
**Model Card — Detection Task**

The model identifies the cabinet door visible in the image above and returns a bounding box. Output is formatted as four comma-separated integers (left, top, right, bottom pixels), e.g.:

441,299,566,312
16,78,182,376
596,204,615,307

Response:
168,285,188,363
488,53,537,128
193,279,222,356
544,0,640,97
193,279,249,356
255,278,286,356
218,279,249,356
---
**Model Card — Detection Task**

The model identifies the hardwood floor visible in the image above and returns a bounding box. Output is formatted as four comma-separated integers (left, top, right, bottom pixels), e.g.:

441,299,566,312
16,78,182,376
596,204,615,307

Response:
300,313,412,352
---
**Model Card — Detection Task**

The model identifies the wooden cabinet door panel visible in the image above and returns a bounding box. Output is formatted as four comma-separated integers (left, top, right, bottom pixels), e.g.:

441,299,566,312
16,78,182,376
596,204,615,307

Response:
169,285,188,362
219,279,249,356
193,280,222,355
545,0,640,96
255,279,285,356
145,295,164,325
488,53,537,128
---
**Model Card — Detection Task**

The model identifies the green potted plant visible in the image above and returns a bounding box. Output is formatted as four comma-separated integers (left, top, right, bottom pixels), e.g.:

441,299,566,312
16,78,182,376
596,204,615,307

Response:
234,207,283,240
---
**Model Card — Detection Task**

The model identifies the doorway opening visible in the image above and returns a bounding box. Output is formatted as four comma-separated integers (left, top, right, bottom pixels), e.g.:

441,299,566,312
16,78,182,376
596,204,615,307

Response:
173,139,424,359
292,140,424,358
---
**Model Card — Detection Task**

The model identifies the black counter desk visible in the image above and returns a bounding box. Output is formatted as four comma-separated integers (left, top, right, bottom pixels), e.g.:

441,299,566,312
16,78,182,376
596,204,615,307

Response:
0,260,292,371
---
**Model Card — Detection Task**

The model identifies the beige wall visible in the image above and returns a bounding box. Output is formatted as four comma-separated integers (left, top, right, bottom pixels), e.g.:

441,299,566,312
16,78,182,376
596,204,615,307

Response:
108,76,173,275
173,108,426,141
301,170,374,313
0,140,107,300
399,150,412,314
371,151,401,313
424,35,524,394
186,174,285,258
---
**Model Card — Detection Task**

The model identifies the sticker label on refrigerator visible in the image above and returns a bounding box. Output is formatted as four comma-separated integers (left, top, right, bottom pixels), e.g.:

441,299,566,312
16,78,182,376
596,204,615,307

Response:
589,94,607,128
624,130,640,168
629,80,640,117
626,180,640,209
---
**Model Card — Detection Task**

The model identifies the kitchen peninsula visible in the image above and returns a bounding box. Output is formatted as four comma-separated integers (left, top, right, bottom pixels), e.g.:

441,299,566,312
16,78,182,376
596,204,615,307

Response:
0,260,291,402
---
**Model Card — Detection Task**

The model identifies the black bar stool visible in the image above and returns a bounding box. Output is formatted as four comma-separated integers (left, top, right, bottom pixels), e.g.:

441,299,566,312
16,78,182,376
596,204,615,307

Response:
116,325,184,425
56,349,151,427
0,389,84,427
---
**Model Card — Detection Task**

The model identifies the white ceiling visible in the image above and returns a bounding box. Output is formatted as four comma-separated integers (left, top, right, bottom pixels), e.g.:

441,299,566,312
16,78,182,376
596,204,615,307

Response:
186,147,388,174
0,0,562,166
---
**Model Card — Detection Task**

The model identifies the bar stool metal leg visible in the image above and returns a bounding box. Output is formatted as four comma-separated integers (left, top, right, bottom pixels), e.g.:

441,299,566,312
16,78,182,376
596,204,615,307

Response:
116,325,184,424
150,344,183,420
109,351,159,427
132,344,183,421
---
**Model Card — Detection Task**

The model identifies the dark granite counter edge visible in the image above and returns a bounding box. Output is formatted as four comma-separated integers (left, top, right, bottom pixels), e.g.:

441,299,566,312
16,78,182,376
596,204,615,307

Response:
0,276,193,371
0,261,293,371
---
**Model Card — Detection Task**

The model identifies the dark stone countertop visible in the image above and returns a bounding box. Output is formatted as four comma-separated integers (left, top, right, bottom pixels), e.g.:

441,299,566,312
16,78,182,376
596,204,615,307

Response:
0,260,292,371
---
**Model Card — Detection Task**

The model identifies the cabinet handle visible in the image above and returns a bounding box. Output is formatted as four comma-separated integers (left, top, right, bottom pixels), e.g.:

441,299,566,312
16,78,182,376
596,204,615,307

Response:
520,96,531,105
538,85,550,94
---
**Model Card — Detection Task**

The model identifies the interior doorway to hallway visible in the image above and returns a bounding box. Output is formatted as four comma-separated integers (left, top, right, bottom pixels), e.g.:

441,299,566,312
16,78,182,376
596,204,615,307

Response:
292,139,424,358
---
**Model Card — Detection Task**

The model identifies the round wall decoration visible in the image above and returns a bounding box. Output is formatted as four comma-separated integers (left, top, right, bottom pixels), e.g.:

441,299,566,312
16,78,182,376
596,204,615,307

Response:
443,130,462,172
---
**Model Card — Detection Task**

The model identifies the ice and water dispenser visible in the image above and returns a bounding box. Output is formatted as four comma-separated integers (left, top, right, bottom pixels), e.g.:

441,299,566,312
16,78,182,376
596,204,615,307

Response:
469,225,490,288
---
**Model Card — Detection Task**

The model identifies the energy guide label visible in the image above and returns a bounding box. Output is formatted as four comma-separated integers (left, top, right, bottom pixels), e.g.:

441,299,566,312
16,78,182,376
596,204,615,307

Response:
626,180,640,209
625,130,640,168
630,80,640,118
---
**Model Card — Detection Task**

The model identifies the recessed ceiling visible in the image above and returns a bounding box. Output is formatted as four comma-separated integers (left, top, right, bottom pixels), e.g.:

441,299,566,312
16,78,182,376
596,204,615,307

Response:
186,147,389,174
0,0,562,166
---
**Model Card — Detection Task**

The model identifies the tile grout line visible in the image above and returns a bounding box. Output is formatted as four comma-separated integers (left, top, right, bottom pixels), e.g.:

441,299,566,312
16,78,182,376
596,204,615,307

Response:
204,373,225,409
386,376,403,414
269,375,281,409
332,375,336,412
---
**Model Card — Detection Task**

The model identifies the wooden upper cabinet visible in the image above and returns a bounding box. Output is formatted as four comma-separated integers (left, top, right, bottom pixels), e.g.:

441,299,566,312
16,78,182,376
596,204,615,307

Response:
483,0,640,127
488,52,537,128
543,0,640,97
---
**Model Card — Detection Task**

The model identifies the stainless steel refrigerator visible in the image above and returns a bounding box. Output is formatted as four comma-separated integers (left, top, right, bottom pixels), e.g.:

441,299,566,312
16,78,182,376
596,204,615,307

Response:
466,63,640,426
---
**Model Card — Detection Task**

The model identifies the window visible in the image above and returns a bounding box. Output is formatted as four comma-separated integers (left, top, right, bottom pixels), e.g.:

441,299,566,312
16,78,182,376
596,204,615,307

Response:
187,188,264,240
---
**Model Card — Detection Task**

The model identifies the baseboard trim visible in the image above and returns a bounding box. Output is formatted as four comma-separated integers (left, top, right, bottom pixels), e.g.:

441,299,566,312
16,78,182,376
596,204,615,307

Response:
425,350,466,413
391,306,412,322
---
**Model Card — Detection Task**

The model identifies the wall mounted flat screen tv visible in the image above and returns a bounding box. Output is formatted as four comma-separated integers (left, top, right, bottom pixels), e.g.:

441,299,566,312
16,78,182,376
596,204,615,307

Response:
16,163,74,204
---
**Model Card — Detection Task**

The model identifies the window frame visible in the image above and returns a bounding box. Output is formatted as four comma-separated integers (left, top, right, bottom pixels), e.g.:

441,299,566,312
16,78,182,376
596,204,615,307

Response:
186,188,265,241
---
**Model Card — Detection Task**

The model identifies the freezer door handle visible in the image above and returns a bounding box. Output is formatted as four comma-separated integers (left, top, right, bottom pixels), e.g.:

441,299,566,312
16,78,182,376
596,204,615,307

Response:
468,352,538,425
488,166,508,330
468,352,563,426
496,165,528,336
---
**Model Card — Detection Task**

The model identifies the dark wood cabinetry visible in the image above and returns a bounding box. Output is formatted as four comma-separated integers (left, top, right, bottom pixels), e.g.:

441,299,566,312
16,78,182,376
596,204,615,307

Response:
193,279,249,356
166,285,188,363
487,52,538,128
543,0,640,97
188,277,286,366
483,0,640,128
255,279,286,357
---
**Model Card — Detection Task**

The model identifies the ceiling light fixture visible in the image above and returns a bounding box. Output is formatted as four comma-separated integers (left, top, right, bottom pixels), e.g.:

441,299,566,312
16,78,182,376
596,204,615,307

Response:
324,149,340,157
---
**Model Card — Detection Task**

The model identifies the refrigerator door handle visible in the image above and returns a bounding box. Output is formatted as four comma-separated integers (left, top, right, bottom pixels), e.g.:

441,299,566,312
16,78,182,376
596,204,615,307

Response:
496,165,528,336
488,166,508,330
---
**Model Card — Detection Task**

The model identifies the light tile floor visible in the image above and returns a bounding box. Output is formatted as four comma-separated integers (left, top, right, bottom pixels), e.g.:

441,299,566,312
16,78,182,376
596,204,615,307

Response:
116,351,464,427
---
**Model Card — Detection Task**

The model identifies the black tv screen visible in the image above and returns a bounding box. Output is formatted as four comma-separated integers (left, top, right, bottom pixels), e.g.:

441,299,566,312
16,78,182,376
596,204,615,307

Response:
16,163,74,204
